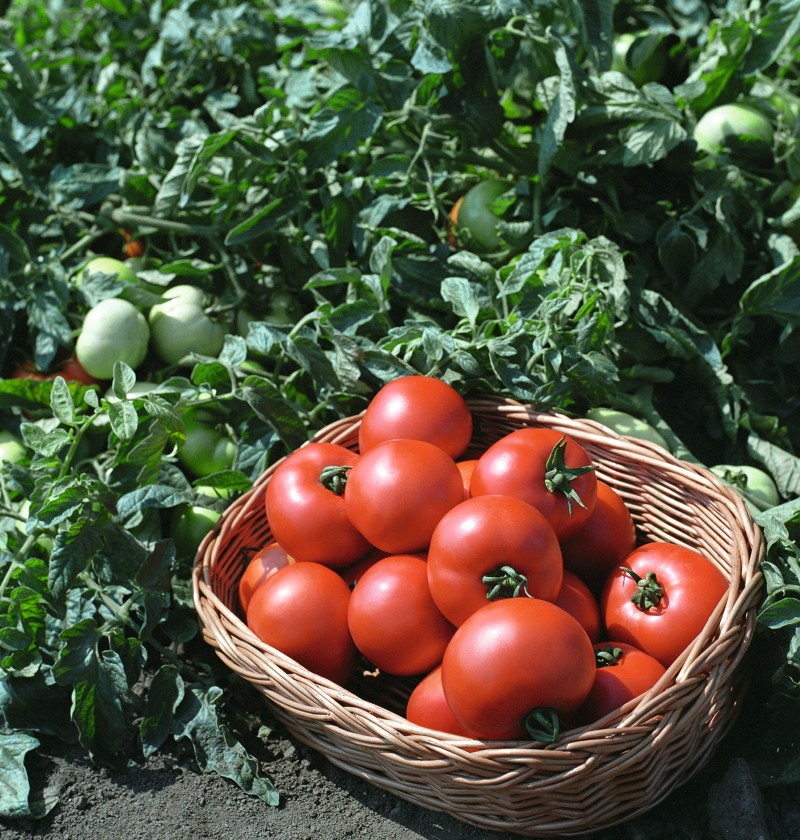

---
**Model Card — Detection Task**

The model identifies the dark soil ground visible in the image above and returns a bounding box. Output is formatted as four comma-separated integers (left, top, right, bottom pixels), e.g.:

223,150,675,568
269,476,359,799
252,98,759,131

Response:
2,716,798,840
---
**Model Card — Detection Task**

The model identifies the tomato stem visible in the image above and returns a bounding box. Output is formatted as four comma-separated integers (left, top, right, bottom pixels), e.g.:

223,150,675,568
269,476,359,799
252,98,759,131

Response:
620,566,664,610
595,645,624,668
319,465,352,495
481,564,532,600
543,437,596,514
524,707,561,743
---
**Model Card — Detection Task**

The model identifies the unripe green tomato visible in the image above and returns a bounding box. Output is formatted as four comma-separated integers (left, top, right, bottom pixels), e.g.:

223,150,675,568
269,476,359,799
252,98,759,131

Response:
453,179,510,252
0,431,26,464
693,102,774,165
177,417,236,477
171,504,221,558
78,257,138,286
149,285,227,365
710,464,780,511
587,408,670,450
75,298,151,380
611,33,668,86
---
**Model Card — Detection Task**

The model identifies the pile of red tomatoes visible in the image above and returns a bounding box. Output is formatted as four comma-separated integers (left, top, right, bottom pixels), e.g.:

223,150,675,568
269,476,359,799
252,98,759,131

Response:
237,376,729,742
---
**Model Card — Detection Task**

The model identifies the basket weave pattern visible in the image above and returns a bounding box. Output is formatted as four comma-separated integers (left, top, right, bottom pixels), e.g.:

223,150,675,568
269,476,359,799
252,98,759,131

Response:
192,395,764,837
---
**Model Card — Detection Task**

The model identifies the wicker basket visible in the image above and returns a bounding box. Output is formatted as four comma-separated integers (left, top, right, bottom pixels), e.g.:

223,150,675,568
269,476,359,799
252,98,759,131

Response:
192,394,765,837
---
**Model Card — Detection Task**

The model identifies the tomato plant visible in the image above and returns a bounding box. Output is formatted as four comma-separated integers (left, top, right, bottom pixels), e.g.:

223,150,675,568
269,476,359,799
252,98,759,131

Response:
344,438,464,554
450,179,511,252
553,571,602,643
470,428,597,540
601,542,729,667
358,375,473,459
347,554,455,676
571,642,667,727
75,298,151,380
427,493,563,627
238,542,294,613
246,562,358,686
148,284,228,365
559,480,637,594
405,666,471,737
440,598,596,741
265,442,372,567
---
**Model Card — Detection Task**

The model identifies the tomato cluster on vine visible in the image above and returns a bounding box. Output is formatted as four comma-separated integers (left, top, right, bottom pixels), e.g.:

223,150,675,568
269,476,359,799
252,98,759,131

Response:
238,376,730,742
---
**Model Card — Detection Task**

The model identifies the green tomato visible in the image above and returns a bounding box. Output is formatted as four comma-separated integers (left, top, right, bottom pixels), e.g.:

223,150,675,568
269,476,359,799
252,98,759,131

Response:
149,285,228,365
710,464,780,511
78,257,138,286
75,298,150,380
611,33,668,86
693,102,774,165
177,415,236,477
0,431,26,464
453,179,511,252
171,503,221,558
587,408,670,450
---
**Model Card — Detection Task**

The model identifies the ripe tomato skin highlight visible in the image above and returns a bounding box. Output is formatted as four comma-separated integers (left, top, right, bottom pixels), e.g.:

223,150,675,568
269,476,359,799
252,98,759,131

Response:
246,562,358,686
358,375,473,460
347,554,455,676
560,480,637,595
601,542,729,668
238,541,294,613
344,438,464,554
553,571,602,643
470,428,597,540
571,641,667,727
427,494,563,627
265,442,372,568
441,598,596,740
406,666,472,737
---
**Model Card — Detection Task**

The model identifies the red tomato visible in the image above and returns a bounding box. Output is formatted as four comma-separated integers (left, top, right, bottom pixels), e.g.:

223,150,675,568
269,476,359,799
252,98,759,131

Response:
470,428,597,540
347,554,455,676
441,598,596,741
344,438,464,554
238,542,294,613
427,494,563,627
13,355,101,386
601,542,729,668
265,442,372,568
406,666,472,736
560,480,637,595
553,571,602,642
337,548,388,587
455,458,478,498
358,375,473,459
246,562,358,685
572,642,667,727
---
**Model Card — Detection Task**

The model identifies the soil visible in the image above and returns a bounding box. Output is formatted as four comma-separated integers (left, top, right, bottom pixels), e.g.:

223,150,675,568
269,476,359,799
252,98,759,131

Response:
2,716,799,840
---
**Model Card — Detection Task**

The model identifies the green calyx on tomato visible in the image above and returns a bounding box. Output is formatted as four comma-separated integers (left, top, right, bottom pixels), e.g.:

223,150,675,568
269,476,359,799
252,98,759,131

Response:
481,564,531,600
523,707,562,744
620,566,664,610
319,464,352,495
544,437,597,513
595,645,624,668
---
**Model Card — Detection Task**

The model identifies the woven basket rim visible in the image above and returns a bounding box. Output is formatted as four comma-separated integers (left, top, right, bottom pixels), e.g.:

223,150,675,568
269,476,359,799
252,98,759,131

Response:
191,393,765,836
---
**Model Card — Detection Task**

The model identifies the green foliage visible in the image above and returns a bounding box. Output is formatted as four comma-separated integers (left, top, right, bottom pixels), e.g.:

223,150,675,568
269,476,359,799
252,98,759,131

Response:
2,0,800,819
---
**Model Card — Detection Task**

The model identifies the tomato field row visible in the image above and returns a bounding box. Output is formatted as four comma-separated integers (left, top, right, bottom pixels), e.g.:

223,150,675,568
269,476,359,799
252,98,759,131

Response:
1,0,800,827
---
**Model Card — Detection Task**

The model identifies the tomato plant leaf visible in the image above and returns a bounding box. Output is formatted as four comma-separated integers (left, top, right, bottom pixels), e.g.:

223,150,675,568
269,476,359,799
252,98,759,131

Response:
0,732,57,819
141,665,186,758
